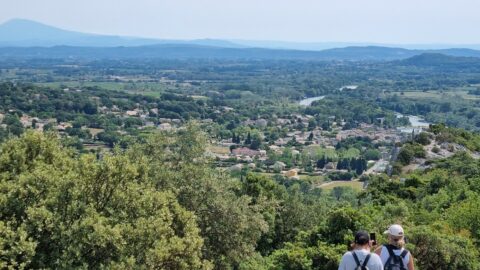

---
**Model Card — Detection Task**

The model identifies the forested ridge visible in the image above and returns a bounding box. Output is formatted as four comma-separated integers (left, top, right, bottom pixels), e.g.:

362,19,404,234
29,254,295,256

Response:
1,124,480,269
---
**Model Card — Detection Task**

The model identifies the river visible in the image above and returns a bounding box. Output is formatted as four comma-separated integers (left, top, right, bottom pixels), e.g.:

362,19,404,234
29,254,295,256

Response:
299,96,325,106
395,113,431,133
395,113,430,127
299,97,431,129
407,115,430,127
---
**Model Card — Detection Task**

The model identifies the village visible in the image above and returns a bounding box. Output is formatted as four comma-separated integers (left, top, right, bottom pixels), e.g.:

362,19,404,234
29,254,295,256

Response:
1,100,467,185
208,114,419,181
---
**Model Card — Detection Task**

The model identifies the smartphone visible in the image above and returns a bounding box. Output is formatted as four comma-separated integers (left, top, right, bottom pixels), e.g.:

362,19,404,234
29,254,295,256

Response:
370,233,377,246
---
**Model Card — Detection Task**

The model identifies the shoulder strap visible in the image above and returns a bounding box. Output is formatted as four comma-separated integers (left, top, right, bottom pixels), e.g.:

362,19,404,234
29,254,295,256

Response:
384,245,403,267
363,253,371,267
399,250,408,270
385,246,408,270
385,245,396,258
352,251,361,267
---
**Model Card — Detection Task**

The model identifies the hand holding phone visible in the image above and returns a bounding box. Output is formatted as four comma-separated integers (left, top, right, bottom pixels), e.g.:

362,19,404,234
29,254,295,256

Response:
370,233,377,246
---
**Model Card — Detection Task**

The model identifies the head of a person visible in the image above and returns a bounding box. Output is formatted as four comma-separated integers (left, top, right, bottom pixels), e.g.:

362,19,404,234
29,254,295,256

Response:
385,224,405,248
354,230,371,248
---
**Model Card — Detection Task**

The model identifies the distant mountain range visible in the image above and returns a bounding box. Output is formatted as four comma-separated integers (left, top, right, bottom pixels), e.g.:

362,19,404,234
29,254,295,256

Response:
1,44,480,61
1,19,480,61
0,19,246,48
3,18,480,50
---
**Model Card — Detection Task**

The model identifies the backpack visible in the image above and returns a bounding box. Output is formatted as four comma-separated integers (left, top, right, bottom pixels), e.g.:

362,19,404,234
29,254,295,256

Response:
352,251,370,270
384,245,408,270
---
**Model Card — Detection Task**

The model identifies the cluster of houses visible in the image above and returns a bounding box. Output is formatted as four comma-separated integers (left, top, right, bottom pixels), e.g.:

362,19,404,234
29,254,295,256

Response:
4,105,185,134
211,116,418,179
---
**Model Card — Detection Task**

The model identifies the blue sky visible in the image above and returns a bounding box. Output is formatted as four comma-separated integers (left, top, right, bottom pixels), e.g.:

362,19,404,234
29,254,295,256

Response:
1,0,479,44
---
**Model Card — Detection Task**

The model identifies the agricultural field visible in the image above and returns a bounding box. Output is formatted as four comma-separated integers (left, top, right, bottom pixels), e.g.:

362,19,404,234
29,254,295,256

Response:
392,89,480,100
318,180,364,191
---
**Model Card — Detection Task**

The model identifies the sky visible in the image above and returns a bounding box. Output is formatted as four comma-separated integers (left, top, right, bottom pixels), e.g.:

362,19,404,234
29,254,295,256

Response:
1,0,480,44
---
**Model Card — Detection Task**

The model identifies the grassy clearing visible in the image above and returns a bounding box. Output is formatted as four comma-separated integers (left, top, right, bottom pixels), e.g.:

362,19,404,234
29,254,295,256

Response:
320,180,363,191
190,95,208,100
255,172,325,186
208,146,231,155
298,174,324,185
391,90,480,100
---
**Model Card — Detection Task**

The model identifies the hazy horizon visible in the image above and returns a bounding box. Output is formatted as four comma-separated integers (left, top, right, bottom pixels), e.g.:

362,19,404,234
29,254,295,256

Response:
1,0,480,44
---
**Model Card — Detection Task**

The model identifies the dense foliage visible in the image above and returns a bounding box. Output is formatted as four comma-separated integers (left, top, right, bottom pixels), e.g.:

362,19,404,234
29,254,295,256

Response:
1,125,480,269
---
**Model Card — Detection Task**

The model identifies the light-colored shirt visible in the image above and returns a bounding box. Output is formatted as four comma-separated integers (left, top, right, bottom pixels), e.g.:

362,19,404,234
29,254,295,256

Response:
379,246,410,267
339,249,384,270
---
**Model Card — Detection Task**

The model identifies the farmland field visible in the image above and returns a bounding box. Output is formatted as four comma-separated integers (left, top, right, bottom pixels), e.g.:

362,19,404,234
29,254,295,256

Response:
319,180,364,191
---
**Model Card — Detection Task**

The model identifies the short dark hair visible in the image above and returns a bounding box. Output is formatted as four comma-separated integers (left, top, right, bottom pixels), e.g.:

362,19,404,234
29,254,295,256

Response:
355,230,370,245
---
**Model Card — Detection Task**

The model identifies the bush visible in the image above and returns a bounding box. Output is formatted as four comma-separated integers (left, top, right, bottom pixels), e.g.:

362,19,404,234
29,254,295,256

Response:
326,171,355,181
415,132,431,145
363,149,381,160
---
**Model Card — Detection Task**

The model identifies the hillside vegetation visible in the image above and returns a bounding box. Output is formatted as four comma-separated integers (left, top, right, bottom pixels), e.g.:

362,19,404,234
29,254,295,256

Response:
1,124,480,269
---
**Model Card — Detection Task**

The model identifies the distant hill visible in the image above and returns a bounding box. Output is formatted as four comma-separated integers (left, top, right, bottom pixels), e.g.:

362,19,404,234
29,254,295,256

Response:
2,19,480,52
1,44,480,61
231,40,480,51
398,53,480,68
0,44,328,60
0,19,245,48
1,19,480,61
317,46,417,60
0,19,156,47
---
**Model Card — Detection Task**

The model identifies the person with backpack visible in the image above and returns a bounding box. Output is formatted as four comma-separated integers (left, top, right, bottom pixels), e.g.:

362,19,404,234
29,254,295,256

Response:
374,224,414,270
339,230,383,270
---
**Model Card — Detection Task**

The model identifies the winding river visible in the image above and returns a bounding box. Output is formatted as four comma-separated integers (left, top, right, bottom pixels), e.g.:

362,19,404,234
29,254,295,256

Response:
299,96,325,106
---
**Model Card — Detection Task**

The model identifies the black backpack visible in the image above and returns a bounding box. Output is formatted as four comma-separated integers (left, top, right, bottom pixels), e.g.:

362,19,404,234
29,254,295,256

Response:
384,245,408,270
352,251,370,270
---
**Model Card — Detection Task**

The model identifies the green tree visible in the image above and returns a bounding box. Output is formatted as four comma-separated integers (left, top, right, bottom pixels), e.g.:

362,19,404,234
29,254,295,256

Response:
363,149,381,160
0,131,209,269
132,123,268,268
245,132,252,145
2,114,24,136
397,146,414,165
409,226,480,270
415,132,431,145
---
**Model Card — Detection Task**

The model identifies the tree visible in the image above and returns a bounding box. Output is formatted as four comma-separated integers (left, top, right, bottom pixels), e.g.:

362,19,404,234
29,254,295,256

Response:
354,158,367,175
97,131,120,147
363,149,381,160
322,208,365,245
307,132,314,141
409,226,479,270
250,133,263,150
245,132,252,145
321,121,330,131
308,119,317,131
0,131,209,269
2,114,24,136
268,243,312,270
132,123,268,268
397,147,414,165
415,132,431,145
316,156,327,169
251,138,261,150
